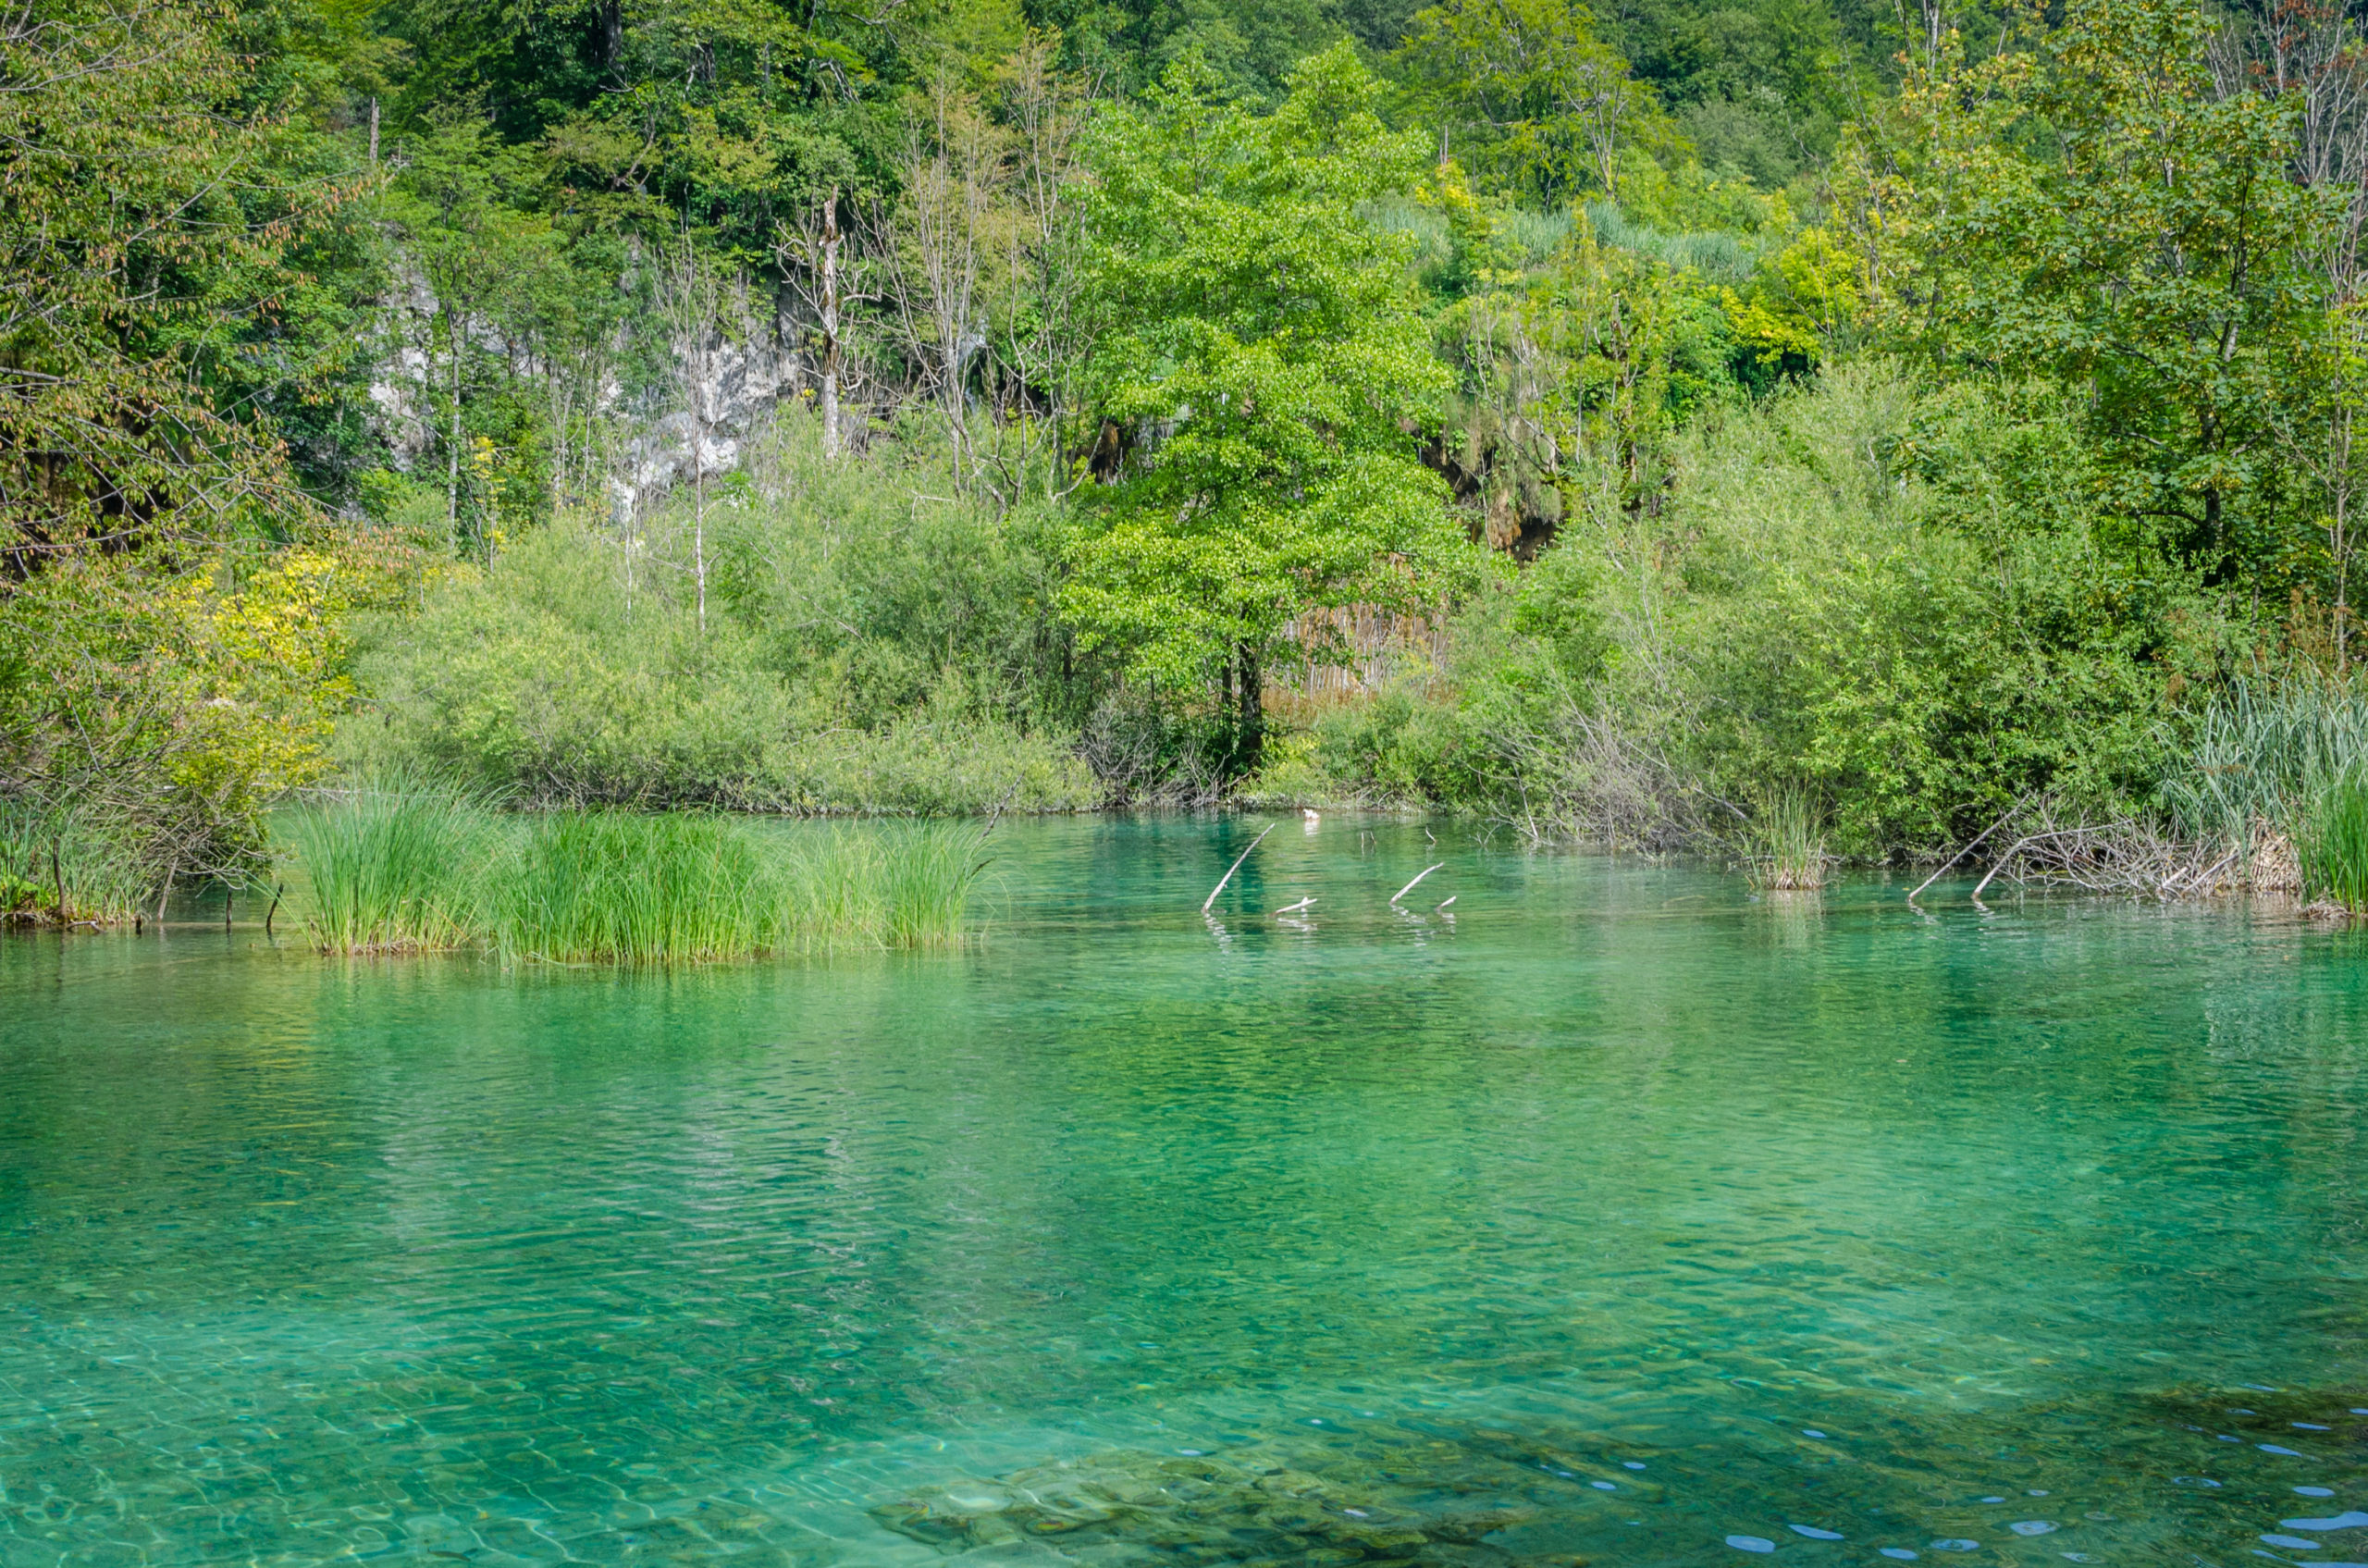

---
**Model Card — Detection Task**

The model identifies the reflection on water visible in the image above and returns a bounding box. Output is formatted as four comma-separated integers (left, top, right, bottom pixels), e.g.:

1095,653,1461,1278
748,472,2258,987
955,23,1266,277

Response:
1,816,2364,1567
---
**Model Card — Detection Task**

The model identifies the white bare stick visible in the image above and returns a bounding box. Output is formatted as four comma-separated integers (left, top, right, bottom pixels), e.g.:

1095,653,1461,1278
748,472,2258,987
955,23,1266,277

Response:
1436,895,1456,909
1908,794,2028,902
1392,862,1446,904
1202,823,1274,913
1973,826,2095,900
1276,897,1315,914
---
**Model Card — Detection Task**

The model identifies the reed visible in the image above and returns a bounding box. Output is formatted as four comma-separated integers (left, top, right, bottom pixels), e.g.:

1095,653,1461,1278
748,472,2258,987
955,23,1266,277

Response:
289,778,496,952
2161,678,2368,855
2293,767,2368,914
488,814,990,963
279,787,988,964
1748,785,1828,891
877,821,992,948
0,803,152,925
492,811,774,964
776,821,991,951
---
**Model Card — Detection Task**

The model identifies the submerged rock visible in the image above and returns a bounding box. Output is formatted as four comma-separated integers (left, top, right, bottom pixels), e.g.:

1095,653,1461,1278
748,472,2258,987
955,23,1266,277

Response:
871,1437,1591,1568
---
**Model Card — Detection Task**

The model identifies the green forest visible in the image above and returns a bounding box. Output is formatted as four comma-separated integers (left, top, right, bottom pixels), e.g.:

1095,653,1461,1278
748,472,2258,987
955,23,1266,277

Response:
10,0,2368,919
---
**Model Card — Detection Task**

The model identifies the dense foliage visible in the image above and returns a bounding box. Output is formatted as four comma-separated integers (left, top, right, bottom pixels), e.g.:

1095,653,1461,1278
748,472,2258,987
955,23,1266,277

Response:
8,0,2368,920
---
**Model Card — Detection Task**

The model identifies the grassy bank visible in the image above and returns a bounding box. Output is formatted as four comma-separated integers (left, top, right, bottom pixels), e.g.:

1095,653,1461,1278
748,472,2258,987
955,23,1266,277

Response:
287,782,989,960
0,804,157,926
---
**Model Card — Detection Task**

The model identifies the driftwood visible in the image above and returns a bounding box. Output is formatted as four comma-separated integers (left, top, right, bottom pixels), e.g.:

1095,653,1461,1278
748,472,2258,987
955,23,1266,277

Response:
1907,796,2027,901
1202,823,1273,913
1950,801,2295,901
1391,862,1445,904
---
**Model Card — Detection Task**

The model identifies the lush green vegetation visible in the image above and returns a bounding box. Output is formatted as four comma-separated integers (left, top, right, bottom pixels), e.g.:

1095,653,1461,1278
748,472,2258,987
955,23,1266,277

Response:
7,0,2368,921
290,782,989,957
2294,768,2368,912
290,776,493,950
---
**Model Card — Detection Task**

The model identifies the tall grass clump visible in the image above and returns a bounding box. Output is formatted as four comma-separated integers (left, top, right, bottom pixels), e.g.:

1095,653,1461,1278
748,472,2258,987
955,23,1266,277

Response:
0,802,153,924
290,778,498,952
492,812,775,964
878,822,992,948
2292,767,2368,914
1748,786,1828,890
777,821,992,951
2160,678,2368,856
283,789,990,963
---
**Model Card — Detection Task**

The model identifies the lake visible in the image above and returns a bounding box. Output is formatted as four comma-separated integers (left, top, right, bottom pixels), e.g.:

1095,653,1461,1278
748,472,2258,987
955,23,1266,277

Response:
2,815,2364,1568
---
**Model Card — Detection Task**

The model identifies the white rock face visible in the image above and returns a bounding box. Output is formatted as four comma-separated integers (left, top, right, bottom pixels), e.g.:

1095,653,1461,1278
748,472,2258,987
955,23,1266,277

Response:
364,261,813,520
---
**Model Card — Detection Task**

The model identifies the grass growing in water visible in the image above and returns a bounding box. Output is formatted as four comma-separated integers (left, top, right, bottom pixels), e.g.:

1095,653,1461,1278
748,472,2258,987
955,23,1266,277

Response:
0,804,154,924
2293,768,2368,914
1748,786,1827,891
880,821,993,948
290,779,498,952
286,788,989,961
494,812,774,964
2162,679,2368,850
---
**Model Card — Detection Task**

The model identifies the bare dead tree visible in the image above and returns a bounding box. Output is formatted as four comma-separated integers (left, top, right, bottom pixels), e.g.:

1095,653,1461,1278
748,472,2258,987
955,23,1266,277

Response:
980,32,1095,503
2213,0,2368,285
776,186,882,460
657,237,725,633
873,70,1008,495
2214,0,2368,670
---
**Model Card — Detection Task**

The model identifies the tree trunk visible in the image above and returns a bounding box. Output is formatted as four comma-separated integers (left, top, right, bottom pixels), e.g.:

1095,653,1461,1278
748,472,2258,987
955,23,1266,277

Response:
692,363,707,634
1236,644,1264,776
820,188,842,459
2337,468,2351,677
446,311,464,548
601,0,623,79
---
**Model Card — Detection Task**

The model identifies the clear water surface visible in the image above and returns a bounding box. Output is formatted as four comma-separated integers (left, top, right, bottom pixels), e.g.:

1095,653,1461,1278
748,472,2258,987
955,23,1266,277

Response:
3,816,2365,1568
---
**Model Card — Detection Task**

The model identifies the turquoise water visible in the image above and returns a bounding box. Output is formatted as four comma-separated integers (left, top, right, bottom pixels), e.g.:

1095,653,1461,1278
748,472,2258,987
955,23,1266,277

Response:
3,816,2366,1568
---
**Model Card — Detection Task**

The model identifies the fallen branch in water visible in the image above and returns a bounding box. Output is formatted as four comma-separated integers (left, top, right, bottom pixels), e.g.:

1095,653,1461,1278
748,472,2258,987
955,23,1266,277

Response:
1907,795,2028,902
1957,803,2254,900
1202,823,1274,913
1391,862,1445,905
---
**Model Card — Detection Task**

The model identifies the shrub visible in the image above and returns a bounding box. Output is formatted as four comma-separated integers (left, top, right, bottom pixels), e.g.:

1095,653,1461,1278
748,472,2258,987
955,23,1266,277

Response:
1291,360,2236,855
346,429,1096,813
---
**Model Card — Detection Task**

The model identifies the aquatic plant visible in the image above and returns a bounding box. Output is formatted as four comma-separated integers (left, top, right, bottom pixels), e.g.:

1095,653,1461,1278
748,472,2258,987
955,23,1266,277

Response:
877,821,992,948
776,821,992,952
489,814,990,962
1749,785,1827,891
289,777,497,952
492,811,775,964
280,782,988,963
0,803,154,925
2293,766,2368,914
2161,679,2368,857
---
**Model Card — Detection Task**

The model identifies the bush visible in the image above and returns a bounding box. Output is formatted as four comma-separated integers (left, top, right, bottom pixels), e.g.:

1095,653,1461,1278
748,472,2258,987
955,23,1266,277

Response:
346,422,1098,812
1290,359,2238,854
